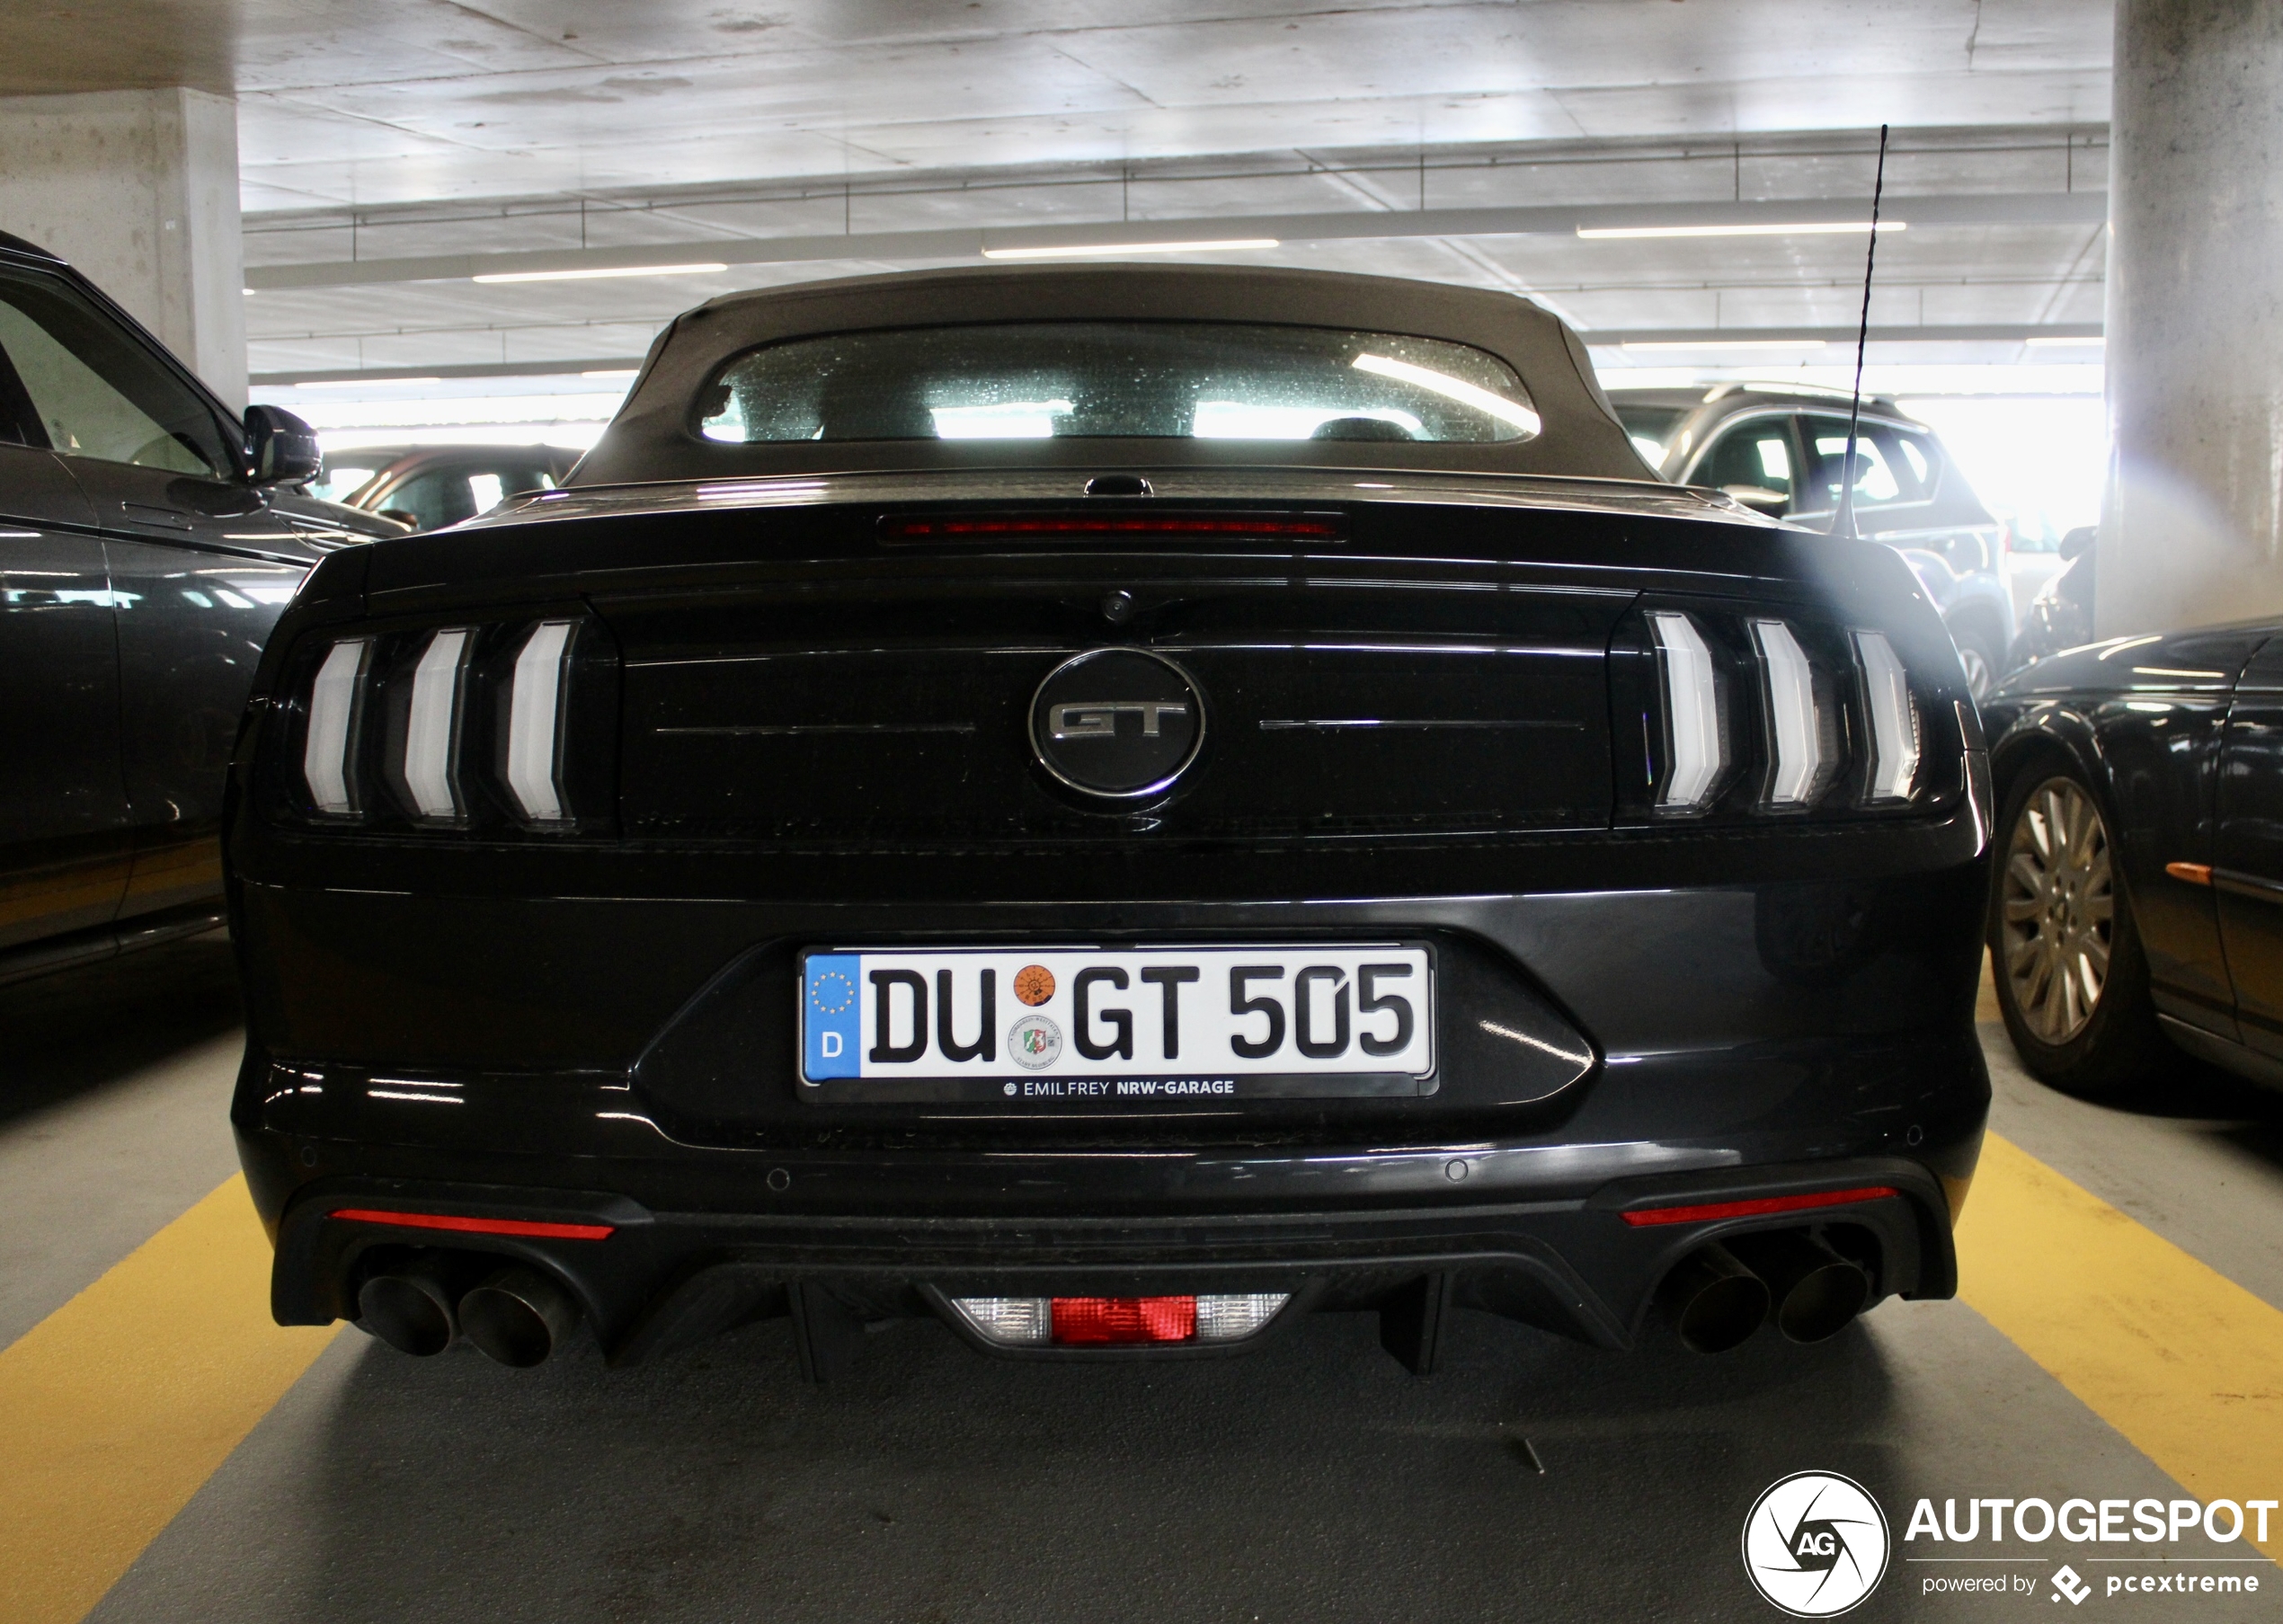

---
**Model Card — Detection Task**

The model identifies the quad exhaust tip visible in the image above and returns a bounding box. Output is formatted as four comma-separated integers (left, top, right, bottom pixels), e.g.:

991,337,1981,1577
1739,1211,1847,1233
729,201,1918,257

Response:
357,1255,463,1357
1659,1231,1872,1353
1727,1230,1871,1344
457,1265,582,1367
1657,1242,1771,1354
357,1256,582,1366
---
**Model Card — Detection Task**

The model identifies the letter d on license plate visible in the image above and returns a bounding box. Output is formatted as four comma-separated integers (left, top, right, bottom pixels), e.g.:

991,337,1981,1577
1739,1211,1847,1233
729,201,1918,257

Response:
797,944,1435,1105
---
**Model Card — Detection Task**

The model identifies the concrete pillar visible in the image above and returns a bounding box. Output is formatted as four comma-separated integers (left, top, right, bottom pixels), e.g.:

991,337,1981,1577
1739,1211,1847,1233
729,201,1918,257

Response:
0,88,245,410
2099,1,2283,636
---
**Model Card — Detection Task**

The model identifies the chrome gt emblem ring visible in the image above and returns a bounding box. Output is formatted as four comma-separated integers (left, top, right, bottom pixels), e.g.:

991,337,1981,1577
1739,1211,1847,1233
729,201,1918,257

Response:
1027,647,1205,800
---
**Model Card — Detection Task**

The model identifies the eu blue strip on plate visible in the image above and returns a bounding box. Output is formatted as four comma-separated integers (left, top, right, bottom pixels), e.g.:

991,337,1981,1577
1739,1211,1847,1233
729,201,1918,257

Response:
803,954,862,1080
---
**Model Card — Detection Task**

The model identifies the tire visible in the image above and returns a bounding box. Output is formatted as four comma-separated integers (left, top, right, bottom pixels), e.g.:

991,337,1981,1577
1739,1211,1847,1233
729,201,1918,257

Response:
1987,762,2164,1098
1950,620,2003,703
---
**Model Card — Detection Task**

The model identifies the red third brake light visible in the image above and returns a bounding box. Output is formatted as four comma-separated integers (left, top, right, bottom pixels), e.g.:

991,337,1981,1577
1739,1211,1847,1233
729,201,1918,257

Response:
1052,1295,1197,1344
879,511,1345,543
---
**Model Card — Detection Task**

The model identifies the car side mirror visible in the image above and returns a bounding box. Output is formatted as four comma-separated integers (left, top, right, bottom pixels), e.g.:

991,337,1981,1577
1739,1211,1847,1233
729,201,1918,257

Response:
245,404,323,486
2059,525,2096,561
1721,484,1791,517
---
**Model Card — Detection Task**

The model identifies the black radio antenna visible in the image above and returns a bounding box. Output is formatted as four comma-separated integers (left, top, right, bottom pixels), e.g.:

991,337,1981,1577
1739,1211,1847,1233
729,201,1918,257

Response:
1833,123,1890,541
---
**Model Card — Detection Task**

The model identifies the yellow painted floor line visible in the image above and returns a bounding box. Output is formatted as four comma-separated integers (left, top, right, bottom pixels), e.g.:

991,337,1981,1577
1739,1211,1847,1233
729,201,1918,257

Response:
0,1175,341,1624
1958,1132,2283,1562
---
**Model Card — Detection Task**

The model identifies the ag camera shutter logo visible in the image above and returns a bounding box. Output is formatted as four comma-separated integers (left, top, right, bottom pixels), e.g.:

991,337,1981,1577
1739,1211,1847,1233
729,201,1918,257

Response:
1743,1471,1890,1617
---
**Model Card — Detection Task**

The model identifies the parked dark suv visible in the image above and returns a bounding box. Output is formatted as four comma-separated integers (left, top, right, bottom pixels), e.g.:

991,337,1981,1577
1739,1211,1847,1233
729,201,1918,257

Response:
0,229,397,983
1612,386,2013,698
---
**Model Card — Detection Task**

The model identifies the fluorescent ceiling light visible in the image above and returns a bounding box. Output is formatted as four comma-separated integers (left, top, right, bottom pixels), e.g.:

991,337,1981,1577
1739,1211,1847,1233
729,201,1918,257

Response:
1621,339,1830,352
296,377,441,388
472,262,727,284
1350,352,1542,436
980,238,1278,261
2024,334,2104,347
1577,221,1907,241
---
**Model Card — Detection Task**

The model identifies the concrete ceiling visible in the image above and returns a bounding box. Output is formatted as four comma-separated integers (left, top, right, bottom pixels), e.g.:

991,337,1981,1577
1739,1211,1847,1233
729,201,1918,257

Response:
3,0,2119,386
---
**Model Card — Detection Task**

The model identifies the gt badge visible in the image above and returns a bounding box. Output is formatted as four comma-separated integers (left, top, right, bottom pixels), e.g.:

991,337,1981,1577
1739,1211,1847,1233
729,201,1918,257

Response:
1028,648,1204,799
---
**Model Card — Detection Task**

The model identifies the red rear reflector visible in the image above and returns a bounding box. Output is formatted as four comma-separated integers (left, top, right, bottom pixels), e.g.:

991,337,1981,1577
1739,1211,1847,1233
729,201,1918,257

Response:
1051,1295,1197,1344
331,1208,615,1241
879,512,1343,543
1619,1185,1900,1228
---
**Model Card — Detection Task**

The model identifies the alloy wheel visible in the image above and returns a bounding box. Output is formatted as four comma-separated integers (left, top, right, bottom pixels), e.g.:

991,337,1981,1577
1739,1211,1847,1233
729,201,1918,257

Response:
1999,777,2116,1044
1956,643,1993,701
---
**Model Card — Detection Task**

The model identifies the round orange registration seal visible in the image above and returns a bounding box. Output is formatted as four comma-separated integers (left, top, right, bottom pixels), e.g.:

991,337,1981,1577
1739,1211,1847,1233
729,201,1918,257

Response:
1013,964,1055,1007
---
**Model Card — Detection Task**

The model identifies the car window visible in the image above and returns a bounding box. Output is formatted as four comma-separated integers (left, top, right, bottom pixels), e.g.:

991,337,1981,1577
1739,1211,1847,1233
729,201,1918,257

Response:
1613,404,1686,467
377,463,558,530
0,266,233,476
697,321,1541,444
1692,420,1797,508
307,459,382,504
1799,415,1945,516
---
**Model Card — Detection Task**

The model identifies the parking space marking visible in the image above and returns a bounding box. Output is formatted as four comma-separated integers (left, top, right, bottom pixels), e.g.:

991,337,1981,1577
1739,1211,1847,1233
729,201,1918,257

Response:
0,1175,341,1624
1958,1132,2283,1561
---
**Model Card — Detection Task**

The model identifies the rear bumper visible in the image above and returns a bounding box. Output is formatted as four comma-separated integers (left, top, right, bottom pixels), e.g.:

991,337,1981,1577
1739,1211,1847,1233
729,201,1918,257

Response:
231,810,1992,1363
245,1130,1976,1364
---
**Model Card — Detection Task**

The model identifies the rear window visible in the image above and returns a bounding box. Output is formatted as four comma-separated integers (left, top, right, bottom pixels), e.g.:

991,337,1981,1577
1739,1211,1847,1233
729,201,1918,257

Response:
696,321,1540,445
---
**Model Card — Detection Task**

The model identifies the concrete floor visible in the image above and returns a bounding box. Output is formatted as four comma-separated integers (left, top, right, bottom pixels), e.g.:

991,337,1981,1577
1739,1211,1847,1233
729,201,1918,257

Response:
8,936,2280,1623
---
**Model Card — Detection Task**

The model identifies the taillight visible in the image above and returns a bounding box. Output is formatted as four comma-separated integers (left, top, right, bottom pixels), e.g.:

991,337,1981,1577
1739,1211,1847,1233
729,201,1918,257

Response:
302,637,370,815
280,613,614,835
1852,630,1921,803
1647,610,1728,811
1621,604,1949,822
504,620,578,823
402,627,475,821
1751,618,1841,808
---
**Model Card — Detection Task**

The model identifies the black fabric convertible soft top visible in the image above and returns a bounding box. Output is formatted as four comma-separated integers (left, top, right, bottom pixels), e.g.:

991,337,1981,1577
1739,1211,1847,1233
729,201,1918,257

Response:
571,263,1655,486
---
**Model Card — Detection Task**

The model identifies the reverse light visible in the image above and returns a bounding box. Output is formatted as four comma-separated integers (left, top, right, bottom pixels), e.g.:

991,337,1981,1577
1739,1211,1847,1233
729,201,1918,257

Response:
1752,619,1836,807
1193,1292,1291,1340
404,628,475,820
1854,630,1921,803
1648,610,1727,810
303,637,370,813
504,620,577,822
946,1296,1053,1344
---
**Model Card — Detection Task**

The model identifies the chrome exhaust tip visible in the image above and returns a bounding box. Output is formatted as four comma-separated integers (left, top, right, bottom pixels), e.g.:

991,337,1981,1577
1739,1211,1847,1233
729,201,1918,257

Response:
458,1266,582,1368
357,1255,462,1356
1727,1230,1870,1344
1657,1243,1771,1353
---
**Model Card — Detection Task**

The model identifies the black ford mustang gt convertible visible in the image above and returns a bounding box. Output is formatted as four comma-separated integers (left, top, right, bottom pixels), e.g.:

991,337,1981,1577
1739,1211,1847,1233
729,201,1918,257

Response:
227,266,1992,1376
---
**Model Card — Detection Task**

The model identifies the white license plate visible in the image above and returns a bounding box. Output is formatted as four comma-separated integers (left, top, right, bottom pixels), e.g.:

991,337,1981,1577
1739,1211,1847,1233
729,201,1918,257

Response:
798,945,1435,1103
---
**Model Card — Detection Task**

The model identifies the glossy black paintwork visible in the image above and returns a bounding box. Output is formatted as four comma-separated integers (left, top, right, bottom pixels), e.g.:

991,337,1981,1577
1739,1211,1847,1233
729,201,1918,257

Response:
230,480,1990,1359
0,443,129,948
0,234,395,979
1983,621,2283,1071
2215,638,2283,1056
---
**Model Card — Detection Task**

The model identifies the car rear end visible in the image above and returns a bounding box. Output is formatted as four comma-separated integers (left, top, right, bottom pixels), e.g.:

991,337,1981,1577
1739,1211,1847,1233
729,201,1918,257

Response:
225,475,1987,1370
225,267,1991,1374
